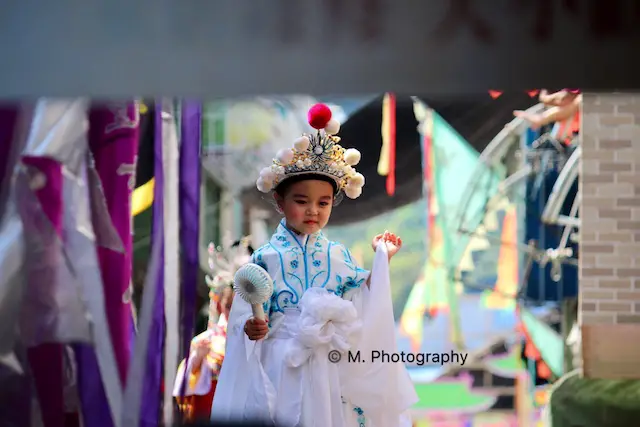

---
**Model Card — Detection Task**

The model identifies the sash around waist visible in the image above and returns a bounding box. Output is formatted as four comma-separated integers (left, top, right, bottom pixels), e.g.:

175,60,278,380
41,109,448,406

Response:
267,309,300,340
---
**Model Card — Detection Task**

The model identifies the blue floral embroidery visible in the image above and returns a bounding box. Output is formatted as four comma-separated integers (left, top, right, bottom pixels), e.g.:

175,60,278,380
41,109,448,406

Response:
253,250,268,271
343,278,361,294
259,221,371,320
353,406,366,426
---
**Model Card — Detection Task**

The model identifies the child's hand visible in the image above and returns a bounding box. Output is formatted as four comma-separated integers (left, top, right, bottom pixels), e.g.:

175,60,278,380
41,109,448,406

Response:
190,338,211,372
194,338,211,359
244,318,269,341
372,231,403,260
513,110,543,130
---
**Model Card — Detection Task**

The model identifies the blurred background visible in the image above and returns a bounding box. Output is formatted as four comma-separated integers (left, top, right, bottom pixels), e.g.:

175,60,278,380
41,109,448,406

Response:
129,91,578,426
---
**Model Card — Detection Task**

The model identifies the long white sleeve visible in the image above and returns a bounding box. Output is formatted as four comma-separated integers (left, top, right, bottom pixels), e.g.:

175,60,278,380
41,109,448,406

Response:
341,245,418,426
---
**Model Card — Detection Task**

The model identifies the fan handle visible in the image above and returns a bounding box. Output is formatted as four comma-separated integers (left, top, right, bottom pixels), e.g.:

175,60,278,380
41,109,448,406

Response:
251,304,266,321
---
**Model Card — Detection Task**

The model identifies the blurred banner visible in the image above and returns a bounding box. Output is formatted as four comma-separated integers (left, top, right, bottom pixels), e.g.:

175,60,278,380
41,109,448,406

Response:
200,96,372,191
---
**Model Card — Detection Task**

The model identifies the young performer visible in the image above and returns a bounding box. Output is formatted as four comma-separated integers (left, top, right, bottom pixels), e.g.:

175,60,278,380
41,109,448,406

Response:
211,104,417,426
173,239,252,422
513,88,581,146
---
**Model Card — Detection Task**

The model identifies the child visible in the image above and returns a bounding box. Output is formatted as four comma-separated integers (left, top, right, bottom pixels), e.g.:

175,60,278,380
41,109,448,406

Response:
174,239,252,422
211,104,418,426
513,88,581,146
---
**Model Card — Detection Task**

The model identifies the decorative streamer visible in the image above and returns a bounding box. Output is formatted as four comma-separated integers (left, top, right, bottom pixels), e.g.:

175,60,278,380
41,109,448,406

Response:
65,158,124,427
14,99,123,427
398,100,433,352
482,204,518,310
379,92,397,196
121,228,164,427
162,100,181,426
73,101,139,427
21,155,66,427
0,106,19,217
132,101,156,217
16,100,97,427
429,109,463,351
0,105,32,356
88,101,140,384
177,101,202,404
140,100,165,427
0,104,32,427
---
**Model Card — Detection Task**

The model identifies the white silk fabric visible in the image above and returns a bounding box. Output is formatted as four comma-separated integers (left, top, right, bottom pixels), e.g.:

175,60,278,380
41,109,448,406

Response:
211,243,417,426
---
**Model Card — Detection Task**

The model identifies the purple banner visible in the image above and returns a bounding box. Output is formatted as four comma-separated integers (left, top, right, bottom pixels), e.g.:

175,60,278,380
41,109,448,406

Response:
21,156,66,427
178,101,201,396
74,102,139,427
140,100,165,427
88,102,139,382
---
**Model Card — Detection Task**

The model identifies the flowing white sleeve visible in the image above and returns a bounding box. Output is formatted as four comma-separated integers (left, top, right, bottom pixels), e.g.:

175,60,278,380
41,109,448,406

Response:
209,293,255,420
210,254,277,422
340,245,418,426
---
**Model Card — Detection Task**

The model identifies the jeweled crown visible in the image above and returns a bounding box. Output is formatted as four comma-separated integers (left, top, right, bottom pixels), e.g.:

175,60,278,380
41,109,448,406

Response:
255,103,365,199
205,237,252,292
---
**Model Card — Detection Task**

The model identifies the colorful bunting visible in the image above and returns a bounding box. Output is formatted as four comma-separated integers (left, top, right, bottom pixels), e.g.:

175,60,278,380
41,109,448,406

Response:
488,90,541,99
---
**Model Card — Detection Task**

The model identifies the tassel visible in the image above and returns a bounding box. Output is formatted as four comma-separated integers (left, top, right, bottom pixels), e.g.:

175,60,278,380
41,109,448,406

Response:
385,93,396,196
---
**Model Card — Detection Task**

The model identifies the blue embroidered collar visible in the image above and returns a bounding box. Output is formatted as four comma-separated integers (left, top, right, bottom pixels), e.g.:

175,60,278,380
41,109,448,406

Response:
273,218,326,251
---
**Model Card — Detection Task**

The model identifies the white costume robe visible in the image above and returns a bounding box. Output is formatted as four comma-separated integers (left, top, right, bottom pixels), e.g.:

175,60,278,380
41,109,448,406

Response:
211,220,418,426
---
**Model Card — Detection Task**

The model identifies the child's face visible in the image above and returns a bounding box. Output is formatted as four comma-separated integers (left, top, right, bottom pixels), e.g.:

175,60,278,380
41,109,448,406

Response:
217,287,234,320
276,179,334,235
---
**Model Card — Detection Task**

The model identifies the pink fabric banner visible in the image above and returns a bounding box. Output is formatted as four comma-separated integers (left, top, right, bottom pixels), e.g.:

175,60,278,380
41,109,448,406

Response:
88,102,139,385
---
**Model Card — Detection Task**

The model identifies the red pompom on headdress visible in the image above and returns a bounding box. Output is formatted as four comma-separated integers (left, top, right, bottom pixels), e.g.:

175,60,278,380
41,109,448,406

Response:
308,103,332,130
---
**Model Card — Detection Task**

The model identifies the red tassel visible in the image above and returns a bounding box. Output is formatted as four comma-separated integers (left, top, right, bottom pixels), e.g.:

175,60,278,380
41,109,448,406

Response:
537,361,552,379
386,93,396,196
488,90,503,99
524,340,541,359
527,90,540,98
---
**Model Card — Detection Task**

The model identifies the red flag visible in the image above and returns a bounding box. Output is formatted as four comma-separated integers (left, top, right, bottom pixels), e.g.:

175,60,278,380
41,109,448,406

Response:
380,93,396,196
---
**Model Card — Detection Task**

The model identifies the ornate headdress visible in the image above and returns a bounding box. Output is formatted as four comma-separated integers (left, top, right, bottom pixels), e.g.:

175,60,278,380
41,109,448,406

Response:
205,236,252,292
255,103,365,200
204,236,252,325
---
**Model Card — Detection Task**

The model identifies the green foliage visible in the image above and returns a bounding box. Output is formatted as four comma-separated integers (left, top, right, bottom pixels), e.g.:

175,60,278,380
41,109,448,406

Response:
325,199,428,318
